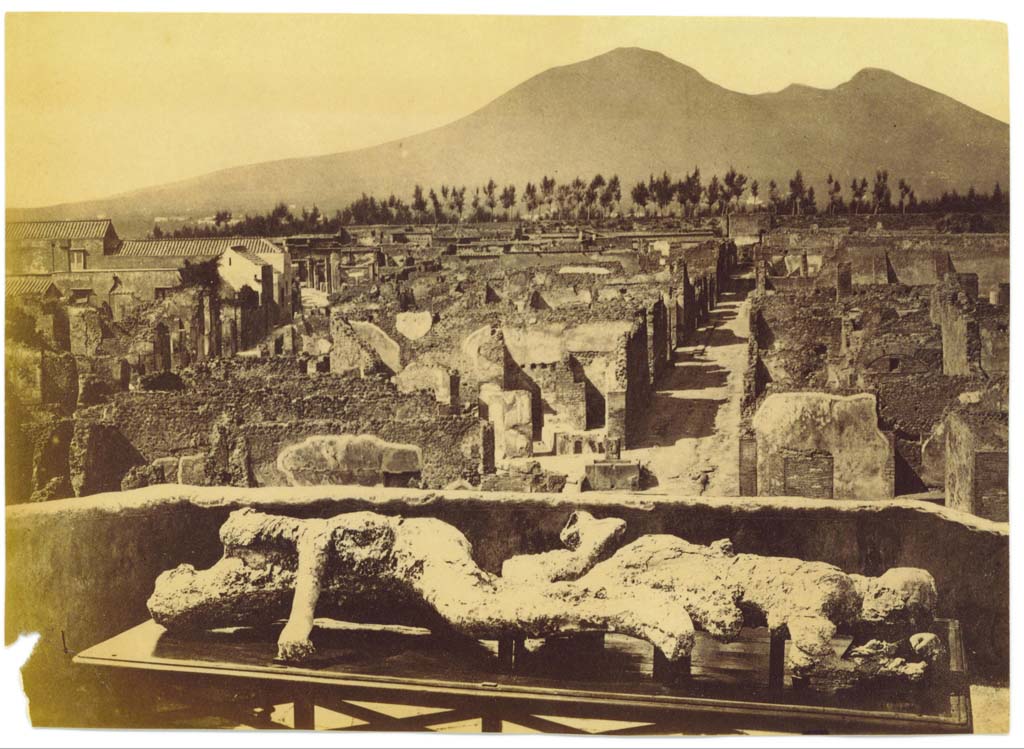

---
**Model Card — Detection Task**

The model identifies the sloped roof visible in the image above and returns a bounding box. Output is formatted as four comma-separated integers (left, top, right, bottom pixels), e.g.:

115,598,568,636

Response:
6,275,61,298
226,247,271,267
7,220,114,242
117,237,282,258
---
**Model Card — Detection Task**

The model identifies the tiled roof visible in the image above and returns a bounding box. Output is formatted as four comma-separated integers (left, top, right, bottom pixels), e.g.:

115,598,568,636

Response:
117,237,282,258
6,275,61,297
7,220,114,241
227,247,270,267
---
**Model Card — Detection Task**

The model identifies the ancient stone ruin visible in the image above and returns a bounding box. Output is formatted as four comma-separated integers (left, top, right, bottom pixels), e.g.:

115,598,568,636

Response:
149,509,942,688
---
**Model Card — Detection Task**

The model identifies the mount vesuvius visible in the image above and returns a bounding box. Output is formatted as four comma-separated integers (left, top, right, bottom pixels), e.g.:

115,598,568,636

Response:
10,47,1009,227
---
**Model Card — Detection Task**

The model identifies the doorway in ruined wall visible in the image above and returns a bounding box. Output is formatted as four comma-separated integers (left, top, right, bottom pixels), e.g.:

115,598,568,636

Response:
117,359,131,390
225,318,239,355
584,380,606,430
153,322,172,372
504,356,545,441
568,356,606,430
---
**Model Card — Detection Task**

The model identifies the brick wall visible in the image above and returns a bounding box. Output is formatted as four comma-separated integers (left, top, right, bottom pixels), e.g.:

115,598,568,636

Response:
975,451,1009,523
738,435,758,496
780,449,834,498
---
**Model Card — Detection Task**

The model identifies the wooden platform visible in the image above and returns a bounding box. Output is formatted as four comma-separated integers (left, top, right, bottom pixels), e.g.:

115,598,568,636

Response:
73,618,971,734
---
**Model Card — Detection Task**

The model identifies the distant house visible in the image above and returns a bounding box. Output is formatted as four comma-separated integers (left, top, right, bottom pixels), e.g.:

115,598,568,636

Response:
5,222,294,323
6,220,120,275
6,219,182,318
217,246,275,305
117,236,293,318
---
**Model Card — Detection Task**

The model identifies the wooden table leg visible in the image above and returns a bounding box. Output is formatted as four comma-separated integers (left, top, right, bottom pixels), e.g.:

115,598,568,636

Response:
653,648,691,684
498,636,513,672
498,635,526,672
481,711,502,733
769,629,786,691
293,695,315,730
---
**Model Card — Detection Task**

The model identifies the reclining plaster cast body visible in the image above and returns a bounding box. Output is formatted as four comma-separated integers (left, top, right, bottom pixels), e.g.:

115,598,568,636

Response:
148,509,940,683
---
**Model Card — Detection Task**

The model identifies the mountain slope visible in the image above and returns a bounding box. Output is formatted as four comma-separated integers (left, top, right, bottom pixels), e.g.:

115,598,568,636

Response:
11,47,1009,227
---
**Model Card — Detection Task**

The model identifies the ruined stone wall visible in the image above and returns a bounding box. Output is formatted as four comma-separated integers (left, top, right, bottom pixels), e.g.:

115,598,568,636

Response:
769,212,1009,233
666,241,732,347
752,392,894,500
235,415,485,489
478,384,532,459
222,298,269,352
648,297,670,382
866,372,980,494
762,227,846,254
838,233,1009,293
396,362,459,405
945,411,1009,522
350,320,402,373
753,290,839,389
69,419,148,496
110,285,221,374
329,313,387,375
979,313,1009,376
616,317,650,448
740,306,766,420
674,264,698,345
508,358,587,439
930,274,982,377
838,287,940,377
569,349,617,429
66,359,491,495
748,283,998,497
4,396,74,505
38,349,79,412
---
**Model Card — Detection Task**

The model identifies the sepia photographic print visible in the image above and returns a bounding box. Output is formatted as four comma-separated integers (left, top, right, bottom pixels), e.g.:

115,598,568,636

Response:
3,9,1014,742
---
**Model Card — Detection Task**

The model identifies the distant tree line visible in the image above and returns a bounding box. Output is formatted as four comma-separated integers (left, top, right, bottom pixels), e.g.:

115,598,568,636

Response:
150,170,1008,238
627,168,1008,219
151,203,346,239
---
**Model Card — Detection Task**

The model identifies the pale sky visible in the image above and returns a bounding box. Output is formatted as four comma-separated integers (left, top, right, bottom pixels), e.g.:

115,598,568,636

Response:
5,14,1009,208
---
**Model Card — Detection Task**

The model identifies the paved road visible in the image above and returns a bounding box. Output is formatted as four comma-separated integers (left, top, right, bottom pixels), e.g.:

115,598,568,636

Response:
624,289,750,496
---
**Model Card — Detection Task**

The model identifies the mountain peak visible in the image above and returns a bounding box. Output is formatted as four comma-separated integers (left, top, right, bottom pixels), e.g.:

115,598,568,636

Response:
846,67,906,86
601,46,668,59
585,46,701,75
